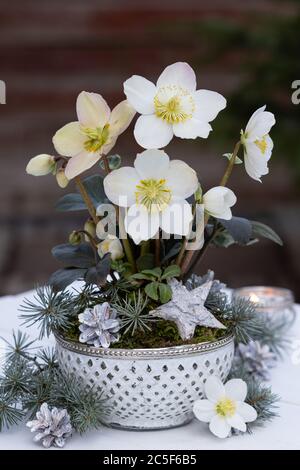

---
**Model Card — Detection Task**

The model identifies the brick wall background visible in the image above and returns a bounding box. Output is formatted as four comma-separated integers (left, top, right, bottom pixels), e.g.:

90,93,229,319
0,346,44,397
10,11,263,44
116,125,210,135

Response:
0,0,299,299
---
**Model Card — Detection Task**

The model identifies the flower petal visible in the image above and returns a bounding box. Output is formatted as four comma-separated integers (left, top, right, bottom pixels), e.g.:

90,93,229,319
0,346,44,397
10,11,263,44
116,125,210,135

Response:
160,200,193,237
193,90,227,122
134,114,173,149
123,75,157,114
166,160,199,199
236,402,257,423
244,136,273,182
157,62,196,92
203,186,236,220
101,134,118,156
244,155,266,182
173,118,212,139
52,122,86,157
124,204,160,244
205,376,225,402
76,91,110,128
209,415,231,439
134,149,170,179
245,105,276,140
103,167,139,207
193,399,215,423
109,100,136,136
225,379,247,402
226,413,247,433
64,151,101,179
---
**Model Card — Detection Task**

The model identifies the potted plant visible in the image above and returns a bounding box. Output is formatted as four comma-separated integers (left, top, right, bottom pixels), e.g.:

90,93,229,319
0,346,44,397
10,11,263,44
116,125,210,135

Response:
24,62,281,430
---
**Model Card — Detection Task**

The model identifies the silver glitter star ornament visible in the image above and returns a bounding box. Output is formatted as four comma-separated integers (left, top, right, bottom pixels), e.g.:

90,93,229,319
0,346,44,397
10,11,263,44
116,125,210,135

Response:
150,278,226,340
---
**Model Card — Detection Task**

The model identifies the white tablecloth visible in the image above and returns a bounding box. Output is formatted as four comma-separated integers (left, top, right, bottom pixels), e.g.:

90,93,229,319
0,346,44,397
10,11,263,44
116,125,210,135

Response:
0,288,299,450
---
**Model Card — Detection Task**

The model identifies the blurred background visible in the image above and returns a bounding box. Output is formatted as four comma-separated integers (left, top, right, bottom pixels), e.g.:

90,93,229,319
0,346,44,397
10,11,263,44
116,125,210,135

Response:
0,0,299,298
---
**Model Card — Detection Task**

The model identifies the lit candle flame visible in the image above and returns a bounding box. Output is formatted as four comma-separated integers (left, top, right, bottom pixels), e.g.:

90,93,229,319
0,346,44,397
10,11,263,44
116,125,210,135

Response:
249,293,260,303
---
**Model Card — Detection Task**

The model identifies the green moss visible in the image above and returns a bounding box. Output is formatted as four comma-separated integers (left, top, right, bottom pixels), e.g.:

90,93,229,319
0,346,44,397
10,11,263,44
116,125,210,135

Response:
112,320,229,349
61,319,230,349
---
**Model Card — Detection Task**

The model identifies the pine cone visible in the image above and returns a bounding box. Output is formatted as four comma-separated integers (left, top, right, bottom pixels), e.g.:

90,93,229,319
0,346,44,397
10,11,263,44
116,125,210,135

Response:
26,403,72,448
78,302,120,348
235,340,277,381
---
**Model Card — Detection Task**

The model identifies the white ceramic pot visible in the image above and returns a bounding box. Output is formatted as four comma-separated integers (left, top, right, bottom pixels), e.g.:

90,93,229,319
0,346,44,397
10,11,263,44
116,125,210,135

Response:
55,333,234,430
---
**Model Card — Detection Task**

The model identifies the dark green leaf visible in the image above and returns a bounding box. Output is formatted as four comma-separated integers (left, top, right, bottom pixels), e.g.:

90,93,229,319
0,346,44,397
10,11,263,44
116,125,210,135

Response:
130,273,155,281
142,268,162,279
49,268,87,291
219,216,252,245
136,254,155,271
82,175,106,206
161,242,181,263
161,264,181,280
158,283,172,303
145,282,159,301
55,193,86,212
212,231,235,248
251,221,283,246
85,255,111,286
51,244,96,268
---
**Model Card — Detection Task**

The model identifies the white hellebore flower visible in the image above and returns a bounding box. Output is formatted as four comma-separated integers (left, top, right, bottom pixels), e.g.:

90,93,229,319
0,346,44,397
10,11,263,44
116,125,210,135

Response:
52,91,135,180
203,186,236,220
103,149,198,244
26,154,56,176
124,62,226,149
97,235,124,261
241,105,275,182
193,376,257,438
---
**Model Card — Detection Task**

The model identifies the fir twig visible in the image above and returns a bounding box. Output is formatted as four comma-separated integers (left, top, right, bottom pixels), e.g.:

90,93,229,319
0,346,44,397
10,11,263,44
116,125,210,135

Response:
0,388,24,431
19,286,74,338
252,316,291,357
50,372,106,434
1,358,32,397
229,366,280,430
1,330,36,363
218,297,265,345
113,290,156,336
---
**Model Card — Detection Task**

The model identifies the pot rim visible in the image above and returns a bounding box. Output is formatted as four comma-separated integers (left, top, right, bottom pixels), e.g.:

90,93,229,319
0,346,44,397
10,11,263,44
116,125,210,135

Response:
54,330,234,360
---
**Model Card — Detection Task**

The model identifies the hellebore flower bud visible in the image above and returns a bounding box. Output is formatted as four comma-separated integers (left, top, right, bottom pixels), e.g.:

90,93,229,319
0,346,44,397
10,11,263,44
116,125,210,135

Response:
26,154,56,176
69,230,83,246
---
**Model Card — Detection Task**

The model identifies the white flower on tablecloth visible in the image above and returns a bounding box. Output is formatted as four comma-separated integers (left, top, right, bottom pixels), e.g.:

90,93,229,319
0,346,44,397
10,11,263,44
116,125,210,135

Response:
52,91,135,179
241,106,275,182
193,376,257,438
26,154,56,176
97,235,124,261
103,149,199,244
203,186,237,220
124,62,226,149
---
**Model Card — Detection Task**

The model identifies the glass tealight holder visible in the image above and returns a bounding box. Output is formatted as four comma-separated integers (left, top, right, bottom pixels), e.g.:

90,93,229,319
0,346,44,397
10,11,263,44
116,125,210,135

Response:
233,286,296,327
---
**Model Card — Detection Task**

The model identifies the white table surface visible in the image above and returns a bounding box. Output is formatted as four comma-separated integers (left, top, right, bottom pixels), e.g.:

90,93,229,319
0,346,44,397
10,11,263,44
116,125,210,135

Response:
0,288,299,450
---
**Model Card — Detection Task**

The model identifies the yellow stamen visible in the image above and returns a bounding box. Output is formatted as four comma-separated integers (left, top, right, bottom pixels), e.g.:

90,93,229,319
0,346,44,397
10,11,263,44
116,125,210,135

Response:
255,135,268,154
82,124,110,153
215,398,236,418
135,178,171,212
154,86,194,124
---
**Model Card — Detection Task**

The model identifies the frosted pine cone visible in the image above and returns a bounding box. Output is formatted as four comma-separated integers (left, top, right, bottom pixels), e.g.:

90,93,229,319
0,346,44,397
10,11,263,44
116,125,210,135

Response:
78,302,120,348
185,270,226,295
26,403,72,448
235,340,277,381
